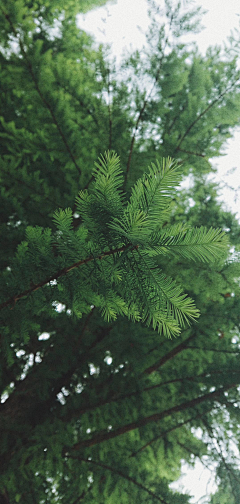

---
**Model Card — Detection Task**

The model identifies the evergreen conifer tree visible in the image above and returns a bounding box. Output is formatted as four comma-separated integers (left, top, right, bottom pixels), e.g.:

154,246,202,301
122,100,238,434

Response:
1,0,240,502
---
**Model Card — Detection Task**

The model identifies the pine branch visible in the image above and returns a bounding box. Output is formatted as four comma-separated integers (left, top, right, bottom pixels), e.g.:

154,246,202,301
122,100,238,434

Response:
1,7,82,176
0,311,111,433
71,484,94,504
214,445,240,502
44,310,96,401
130,407,213,458
176,440,211,470
175,77,240,150
0,244,136,311
149,226,228,262
176,147,206,158
67,383,237,450
70,457,169,504
48,325,114,405
61,367,231,421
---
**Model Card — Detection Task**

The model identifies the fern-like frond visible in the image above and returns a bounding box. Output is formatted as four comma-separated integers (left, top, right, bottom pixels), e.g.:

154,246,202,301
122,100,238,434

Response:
99,291,129,322
147,226,228,262
93,150,124,197
120,250,199,338
109,157,182,242
56,154,227,338
145,264,200,327
52,208,73,232
92,150,125,219
148,310,181,338
76,152,125,246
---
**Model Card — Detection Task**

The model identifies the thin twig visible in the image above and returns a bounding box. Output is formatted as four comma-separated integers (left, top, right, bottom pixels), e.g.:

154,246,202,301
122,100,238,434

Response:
176,147,206,158
107,67,112,150
124,33,172,186
60,367,235,421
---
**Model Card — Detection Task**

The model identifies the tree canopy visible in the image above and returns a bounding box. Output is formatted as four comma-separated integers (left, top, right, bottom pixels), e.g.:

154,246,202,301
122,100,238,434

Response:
1,0,240,502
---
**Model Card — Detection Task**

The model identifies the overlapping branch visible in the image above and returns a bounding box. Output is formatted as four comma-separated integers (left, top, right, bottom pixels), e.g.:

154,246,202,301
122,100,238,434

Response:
66,383,237,451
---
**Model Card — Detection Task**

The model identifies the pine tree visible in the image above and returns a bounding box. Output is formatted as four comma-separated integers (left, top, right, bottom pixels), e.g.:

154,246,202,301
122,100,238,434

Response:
1,0,240,503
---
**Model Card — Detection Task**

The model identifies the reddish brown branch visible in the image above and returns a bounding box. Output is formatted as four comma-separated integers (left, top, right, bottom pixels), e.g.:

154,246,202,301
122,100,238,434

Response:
0,244,136,311
144,333,196,375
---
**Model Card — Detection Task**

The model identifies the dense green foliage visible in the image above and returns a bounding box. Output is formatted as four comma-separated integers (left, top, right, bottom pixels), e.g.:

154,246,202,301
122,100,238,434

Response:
1,0,240,502
208,463,240,503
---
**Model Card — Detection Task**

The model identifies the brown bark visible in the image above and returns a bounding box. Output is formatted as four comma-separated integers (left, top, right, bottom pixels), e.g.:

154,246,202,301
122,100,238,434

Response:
67,382,237,451
144,332,196,374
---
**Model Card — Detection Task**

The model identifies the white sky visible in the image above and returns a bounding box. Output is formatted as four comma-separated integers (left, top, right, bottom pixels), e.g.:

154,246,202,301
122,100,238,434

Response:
78,1,240,502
